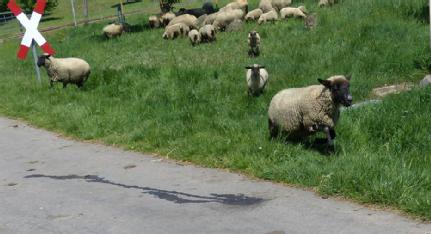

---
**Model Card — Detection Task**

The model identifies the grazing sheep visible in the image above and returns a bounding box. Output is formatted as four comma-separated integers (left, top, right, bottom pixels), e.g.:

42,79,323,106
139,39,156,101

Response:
197,14,208,28
248,31,260,57
149,15,161,28
163,23,185,39
305,14,317,29
259,0,273,13
168,14,198,29
258,9,278,24
199,24,216,42
220,1,248,14
268,75,353,146
204,12,219,25
213,9,244,31
103,23,126,38
280,6,307,19
37,54,91,88
271,0,292,11
188,29,201,46
161,12,176,26
226,19,244,32
245,8,263,21
246,64,268,96
319,0,336,7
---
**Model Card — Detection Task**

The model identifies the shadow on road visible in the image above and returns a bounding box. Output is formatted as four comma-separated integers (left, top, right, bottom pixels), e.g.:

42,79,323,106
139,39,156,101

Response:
25,174,265,206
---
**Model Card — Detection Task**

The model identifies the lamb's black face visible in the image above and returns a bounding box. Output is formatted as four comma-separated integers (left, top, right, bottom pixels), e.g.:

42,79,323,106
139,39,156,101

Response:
37,54,50,67
318,76,353,107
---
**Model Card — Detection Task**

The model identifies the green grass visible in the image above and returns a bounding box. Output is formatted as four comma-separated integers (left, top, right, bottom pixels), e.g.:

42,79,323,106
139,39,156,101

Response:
0,0,431,219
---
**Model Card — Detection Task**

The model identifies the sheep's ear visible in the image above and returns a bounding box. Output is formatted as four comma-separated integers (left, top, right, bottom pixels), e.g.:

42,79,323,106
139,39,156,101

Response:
259,65,265,69
318,78,332,88
245,66,252,69
346,74,352,81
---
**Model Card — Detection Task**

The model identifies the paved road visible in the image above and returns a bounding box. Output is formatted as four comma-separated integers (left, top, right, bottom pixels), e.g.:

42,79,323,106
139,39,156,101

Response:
0,117,430,234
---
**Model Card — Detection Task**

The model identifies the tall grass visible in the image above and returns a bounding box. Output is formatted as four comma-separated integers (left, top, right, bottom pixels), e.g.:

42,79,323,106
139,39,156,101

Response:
0,0,430,218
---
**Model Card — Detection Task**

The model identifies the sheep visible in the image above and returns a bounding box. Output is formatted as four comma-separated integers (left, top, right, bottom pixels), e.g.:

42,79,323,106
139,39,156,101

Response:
213,9,244,31
176,2,218,17
163,23,186,39
258,9,278,24
168,14,198,29
258,0,273,13
305,14,317,29
161,12,176,26
220,2,248,14
204,12,219,25
199,24,216,42
267,75,353,146
188,29,201,46
246,64,268,96
37,54,91,88
226,18,244,32
245,8,263,21
280,6,307,19
319,0,336,7
197,14,208,28
102,23,126,38
248,30,260,57
271,0,292,11
149,15,161,28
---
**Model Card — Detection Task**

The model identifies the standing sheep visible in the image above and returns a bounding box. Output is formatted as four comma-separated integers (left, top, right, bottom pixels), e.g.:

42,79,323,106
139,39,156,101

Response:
213,9,244,31
268,75,353,146
280,6,307,19
271,0,292,11
37,54,91,88
103,23,127,38
258,9,278,24
245,8,263,21
258,0,273,13
199,24,216,42
246,64,268,96
248,30,260,57
168,14,198,29
188,29,201,46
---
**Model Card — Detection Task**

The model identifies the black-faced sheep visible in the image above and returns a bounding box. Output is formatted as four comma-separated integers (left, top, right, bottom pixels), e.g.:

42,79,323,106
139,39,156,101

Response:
149,15,161,28
161,12,176,26
245,8,263,21
103,23,127,38
268,75,352,145
246,64,268,96
188,29,201,46
248,30,260,57
163,23,187,39
37,54,91,88
199,24,216,42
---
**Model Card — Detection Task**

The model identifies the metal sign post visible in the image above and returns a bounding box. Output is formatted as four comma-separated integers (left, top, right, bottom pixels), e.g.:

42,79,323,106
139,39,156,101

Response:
83,0,89,24
31,40,41,83
117,0,126,24
71,0,77,27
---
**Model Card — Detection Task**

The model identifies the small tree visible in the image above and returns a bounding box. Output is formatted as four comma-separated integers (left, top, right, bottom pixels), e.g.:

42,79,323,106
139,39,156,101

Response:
18,0,58,14
159,0,180,13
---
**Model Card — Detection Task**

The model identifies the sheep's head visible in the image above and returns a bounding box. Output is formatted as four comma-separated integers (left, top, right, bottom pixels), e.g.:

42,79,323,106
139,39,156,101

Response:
318,75,352,107
37,54,52,67
245,64,265,77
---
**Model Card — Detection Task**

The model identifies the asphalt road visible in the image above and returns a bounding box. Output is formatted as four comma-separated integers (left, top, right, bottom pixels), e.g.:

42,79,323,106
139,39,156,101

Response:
0,117,429,234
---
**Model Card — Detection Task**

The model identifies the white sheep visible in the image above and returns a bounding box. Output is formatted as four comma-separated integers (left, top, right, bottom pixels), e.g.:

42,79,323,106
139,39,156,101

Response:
149,15,161,28
188,29,201,46
267,75,353,145
246,64,268,96
248,30,260,57
204,12,219,25
168,14,198,29
163,23,186,39
271,0,292,11
219,1,248,14
280,6,307,19
319,0,336,7
258,9,278,24
37,54,91,88
213,9,244,31
245,8,263,21
199,24,216,42
161,12,176,26
103,23,126,38
258,0,273,13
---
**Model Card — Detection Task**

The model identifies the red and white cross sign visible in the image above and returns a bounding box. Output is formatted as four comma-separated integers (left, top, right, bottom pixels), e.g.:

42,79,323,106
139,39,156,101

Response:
7,0,55,60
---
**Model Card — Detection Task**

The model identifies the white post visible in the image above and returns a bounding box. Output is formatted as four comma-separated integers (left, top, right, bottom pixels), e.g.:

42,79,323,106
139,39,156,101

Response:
31,40,41,83
71,0,77,27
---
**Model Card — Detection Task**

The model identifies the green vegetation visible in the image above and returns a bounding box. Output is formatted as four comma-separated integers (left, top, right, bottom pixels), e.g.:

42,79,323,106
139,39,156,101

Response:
0,0,430,219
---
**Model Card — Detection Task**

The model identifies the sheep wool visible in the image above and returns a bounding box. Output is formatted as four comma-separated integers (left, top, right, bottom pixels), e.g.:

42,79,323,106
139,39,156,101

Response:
37,54,91,88
245,8,263,21
280,6,307,19
199,24,216,42
267,75,350,139
163,23,184,39
271,0,292,11
319,0,336,7
149,15,161,28
246,64,268,96
258,0,273,13
103,23,125,38
188,29,201,46
161,12,176,26
213,9,244,31
258,9,278,24
168,14,198,29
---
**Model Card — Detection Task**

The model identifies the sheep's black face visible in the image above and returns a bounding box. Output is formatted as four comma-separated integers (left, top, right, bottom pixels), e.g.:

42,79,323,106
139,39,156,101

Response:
37,56,45,67
332,82,352,107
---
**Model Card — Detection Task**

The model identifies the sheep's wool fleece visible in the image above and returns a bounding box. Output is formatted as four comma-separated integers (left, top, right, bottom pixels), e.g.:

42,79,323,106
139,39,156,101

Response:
168,14,197,29
45,57,90,83
268,76,347,136
103,24,124,37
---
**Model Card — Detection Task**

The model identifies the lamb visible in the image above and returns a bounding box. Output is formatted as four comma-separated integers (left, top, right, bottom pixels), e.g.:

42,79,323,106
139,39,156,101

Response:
319,0,336,7
213,9,244,31
163,23,186,39
149,15,161,28
103,23,126,38
37,54,91,88
248,30,260,57
199,24,216,42
280,6,307,19
245,8,263,21
188,29,201,46
161,12,176,26
267,75,353,146
258,9,278,24
168,14,198,29
258,0,273,13
246,64,268,96
271,0,292,11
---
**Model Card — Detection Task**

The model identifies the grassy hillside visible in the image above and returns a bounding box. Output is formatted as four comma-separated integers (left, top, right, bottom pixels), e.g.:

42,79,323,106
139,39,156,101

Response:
0,0,430,218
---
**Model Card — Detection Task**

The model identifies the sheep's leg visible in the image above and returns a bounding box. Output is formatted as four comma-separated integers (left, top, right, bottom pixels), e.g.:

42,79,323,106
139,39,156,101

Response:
269,119,279,139
62,83,68,89
77,81,84,88
324,126,334,146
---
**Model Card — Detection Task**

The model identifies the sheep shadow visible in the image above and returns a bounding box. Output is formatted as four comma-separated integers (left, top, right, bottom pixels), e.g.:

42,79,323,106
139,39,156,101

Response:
24,174,265,206
273,135,335,156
